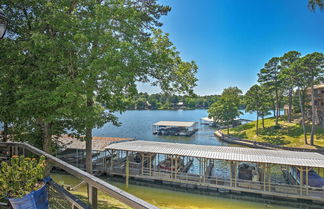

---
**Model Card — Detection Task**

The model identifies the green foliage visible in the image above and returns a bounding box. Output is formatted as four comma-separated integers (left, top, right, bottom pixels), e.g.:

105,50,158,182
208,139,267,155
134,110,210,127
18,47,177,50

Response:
308,0,324,11
230,117,324,148
127,93,220,110
208,87,242,133
0,156,46,198
0,0,198,156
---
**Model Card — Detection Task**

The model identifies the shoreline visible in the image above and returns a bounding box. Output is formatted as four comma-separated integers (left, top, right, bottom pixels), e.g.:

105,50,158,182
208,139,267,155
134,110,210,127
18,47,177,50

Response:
214,130,324,154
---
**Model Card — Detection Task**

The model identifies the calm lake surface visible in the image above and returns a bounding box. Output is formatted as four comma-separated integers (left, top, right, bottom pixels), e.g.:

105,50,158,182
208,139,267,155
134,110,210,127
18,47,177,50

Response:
93,109,260,145
52,173,316,209
84,110,311,209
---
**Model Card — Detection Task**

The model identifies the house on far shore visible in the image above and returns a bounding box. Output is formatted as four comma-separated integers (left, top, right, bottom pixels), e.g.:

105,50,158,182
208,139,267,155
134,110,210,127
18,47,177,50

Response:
284,84,324,127
307,84,324,127
175,101,186,109
283,105,291,116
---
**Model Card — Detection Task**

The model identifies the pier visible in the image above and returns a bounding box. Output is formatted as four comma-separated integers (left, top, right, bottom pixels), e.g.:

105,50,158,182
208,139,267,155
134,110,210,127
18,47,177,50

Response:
152,121,198,136
103,140,324,203
55,137,324,203
56,135,134,174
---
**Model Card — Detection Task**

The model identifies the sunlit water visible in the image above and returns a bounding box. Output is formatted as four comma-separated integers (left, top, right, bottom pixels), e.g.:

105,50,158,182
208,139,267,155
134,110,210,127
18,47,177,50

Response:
82,109,301,209
93,109,262,145
52,173,302,209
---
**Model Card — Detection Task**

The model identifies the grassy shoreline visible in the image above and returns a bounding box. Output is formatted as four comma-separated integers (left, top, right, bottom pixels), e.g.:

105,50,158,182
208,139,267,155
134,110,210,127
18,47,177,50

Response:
229,117,324,149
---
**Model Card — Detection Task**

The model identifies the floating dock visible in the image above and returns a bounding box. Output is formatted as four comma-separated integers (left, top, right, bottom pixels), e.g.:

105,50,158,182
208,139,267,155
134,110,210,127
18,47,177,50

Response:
56,136,324,203
152,121,198,136
105,140,324,203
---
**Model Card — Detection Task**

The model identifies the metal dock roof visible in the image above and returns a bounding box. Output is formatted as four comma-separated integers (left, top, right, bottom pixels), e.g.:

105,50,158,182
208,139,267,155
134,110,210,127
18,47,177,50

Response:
153,121,197,127
201,117,213,122
57,135,134,151
107,140,324,168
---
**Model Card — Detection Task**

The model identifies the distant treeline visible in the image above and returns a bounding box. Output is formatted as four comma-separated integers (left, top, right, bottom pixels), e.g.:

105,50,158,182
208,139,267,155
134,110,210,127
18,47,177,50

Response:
127,93,246,110
127,93,222,110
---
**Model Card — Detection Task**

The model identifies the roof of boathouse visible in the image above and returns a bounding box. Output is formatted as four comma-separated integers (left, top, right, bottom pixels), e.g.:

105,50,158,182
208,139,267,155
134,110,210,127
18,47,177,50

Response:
57,135,134,151
201,117,214,122
107,140,324,168
153,121,197,127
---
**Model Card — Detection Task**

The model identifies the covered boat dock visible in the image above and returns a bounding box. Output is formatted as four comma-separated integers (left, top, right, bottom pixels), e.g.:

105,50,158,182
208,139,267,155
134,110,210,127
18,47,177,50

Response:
200,117,214,125
153,121,198,136
56,135,133,174
105,140,324,203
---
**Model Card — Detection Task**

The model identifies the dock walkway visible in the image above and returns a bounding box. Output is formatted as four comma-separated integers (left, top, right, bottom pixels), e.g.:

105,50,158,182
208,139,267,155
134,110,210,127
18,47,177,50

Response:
105,140,324,203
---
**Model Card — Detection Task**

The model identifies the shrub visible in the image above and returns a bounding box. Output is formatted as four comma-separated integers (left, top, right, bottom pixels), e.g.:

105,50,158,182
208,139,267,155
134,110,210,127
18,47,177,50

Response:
0,155,46,198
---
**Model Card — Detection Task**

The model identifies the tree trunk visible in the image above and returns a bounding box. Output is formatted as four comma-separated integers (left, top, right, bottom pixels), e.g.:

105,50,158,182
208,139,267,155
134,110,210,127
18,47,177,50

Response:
310,81,316,145
43,121,53,175
84,95,95,207
288,89,293,122
43,121,52,154
85,96,94,174
227,123,230,135
85,127,93,174
298,88,307,144
262,114,265,129
2,122,8,142
256,112,259,136
275,88,279,126
273,100,276,117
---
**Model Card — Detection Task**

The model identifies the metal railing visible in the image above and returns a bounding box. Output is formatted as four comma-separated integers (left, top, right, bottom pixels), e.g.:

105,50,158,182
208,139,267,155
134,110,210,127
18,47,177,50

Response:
47,179,91,209
0,142,159,209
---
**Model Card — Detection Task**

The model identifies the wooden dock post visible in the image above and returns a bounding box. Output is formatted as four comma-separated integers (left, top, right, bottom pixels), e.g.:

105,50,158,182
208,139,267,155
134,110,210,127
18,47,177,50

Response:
149,154,152,176
110,150,114,174
126,151,129,188
88,185,98,209
268,164,271,192
263,163,266,191
306,167,309,195
175,155,178,179
300,167,303,195
141,153,144,175
234,161,238,188
230,161,233,187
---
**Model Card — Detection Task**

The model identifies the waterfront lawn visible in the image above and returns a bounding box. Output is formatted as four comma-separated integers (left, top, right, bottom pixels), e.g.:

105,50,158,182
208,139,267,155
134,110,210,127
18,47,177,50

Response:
229,117,324,149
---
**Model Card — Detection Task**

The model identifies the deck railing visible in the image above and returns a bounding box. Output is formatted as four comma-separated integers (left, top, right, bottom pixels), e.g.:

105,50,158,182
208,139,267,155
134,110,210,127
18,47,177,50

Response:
0,142,159,209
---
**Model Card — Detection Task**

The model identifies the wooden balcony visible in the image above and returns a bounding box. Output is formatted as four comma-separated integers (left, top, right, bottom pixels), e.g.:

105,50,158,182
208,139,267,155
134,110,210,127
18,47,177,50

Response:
0,142,158,209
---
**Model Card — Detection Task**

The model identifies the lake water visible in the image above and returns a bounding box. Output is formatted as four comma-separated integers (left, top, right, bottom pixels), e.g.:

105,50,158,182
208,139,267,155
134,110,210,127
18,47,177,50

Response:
93,109,261,145
90,110,307,209
52,173,319,209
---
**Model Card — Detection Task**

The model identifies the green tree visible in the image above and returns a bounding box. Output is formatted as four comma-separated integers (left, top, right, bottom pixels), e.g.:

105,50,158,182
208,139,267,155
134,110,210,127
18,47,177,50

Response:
280,51,301,122
0,0,198,184
258,87,272,129
62,0,198,176
245,85,272,134
258,57,282,126
308,0,324,11
291,60,309,145
297,53,324,145
0,0,80,153
208,87,242,134
245,85,262,135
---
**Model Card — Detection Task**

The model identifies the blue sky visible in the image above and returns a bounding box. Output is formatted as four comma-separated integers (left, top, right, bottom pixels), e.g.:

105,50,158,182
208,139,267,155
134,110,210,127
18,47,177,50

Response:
138,0,324,95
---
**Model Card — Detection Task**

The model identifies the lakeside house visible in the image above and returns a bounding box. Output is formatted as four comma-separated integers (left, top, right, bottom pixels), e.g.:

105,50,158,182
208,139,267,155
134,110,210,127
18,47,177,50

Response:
307,84,324,127
284,84,324,127
175,101,186,109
